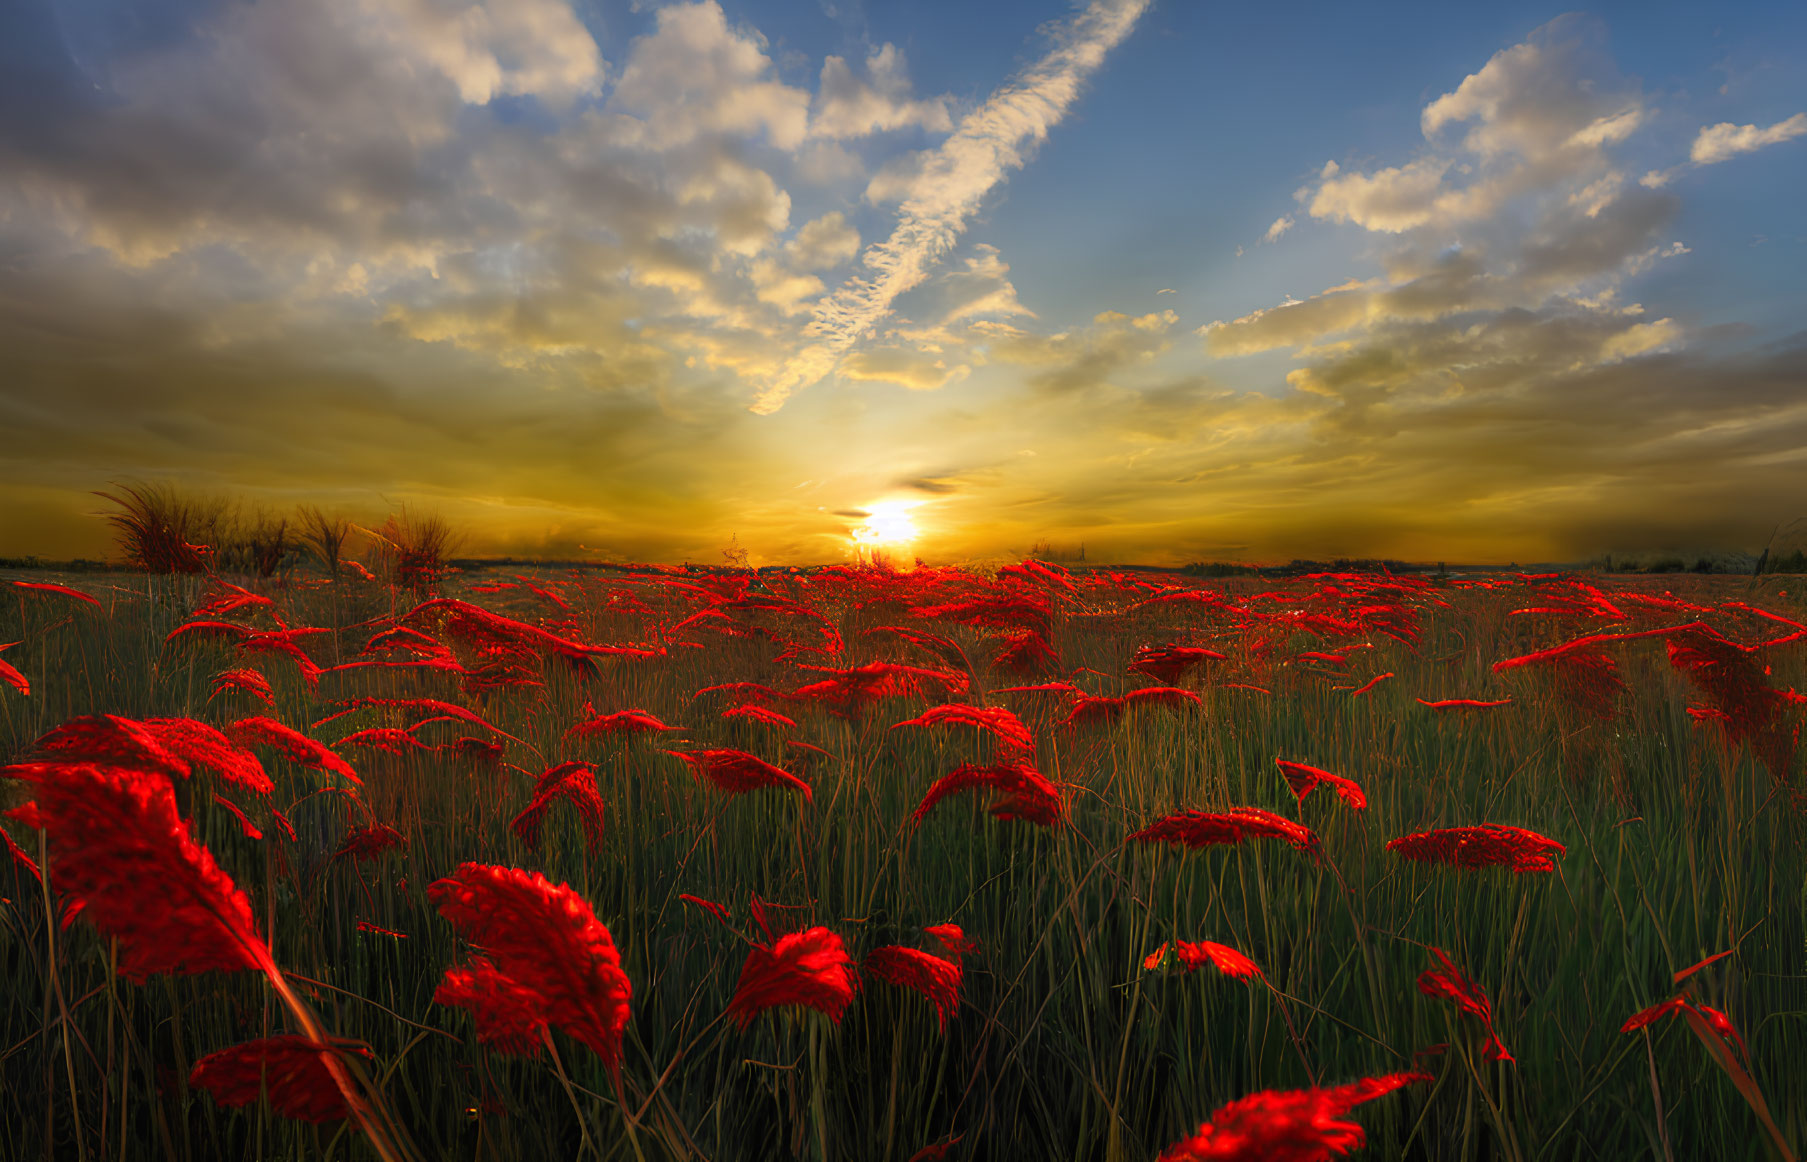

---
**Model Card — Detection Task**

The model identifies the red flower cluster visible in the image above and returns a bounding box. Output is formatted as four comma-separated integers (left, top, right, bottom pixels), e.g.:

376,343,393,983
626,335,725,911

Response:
666,748,813,803
910,761,1064,827
862,945,962,1030
509,762,606,854
1144,940,1262,980
1274,760,1367,810
1130,807,1318,853
190,1036,372,1124
725,926,859,1029
429,864,632,1070
1386,825,1564,874
1417,946,1512,1063
1158,1072,1431,1161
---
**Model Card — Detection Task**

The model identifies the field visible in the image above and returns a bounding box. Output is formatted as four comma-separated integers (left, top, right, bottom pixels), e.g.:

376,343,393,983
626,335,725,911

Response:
1,561,1803,1161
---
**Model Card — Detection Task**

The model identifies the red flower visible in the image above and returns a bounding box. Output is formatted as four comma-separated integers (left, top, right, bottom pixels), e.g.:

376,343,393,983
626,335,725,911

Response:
910,761,1064,827
0,643,28,697
666,748,813,803
210,794,264,841
891,704,1035,762
678,893,732,925
434,957,549,1055
567,708,678,738
1386,825,1564,874
209,668,275,708
1130,808,1318,853
1144,940,1262,980
924,923,977,959
190,1036,372,1123
725,926,859,1029
12,580,104,611
226,717,361,786
1417,947,1512,1063
1130,645,1227,684
1620,995,1690,1034
510,762,606,854
1274,760,1366,811
333,824,404,864
25,763,273,982
1059,687,1202,729
863,945,962,1030
428,864,632,1070
1158,1071,1431,1161
722,704,798,729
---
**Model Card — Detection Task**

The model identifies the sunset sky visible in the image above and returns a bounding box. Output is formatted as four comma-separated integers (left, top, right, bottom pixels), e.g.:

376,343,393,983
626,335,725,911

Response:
2,0,1804,566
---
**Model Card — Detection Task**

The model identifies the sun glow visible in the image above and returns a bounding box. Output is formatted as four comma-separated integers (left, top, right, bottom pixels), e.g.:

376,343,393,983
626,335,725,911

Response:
849,502,920,562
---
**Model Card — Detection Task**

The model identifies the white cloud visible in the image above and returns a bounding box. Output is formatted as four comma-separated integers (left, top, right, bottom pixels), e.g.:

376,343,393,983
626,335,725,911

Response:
1263,215,1294,242
1308,159,1452,233
380,0,606,107
1600,317,1678,361
750,0,1152,414
1690,113,1807,164
810,45,953,140
606,2,810,151
786,212,860,271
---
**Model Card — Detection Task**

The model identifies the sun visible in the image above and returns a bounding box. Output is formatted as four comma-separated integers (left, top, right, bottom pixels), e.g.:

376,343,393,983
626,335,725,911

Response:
850,502,920,561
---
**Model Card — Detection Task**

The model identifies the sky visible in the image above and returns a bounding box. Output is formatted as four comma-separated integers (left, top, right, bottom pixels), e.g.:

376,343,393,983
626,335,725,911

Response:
1,0,1804,567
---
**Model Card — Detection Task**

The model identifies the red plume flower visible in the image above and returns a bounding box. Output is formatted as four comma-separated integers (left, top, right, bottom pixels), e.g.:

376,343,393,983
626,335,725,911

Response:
12,580,105,611
1130,808,1318,854
863,945,962,1030
1144,940,1262,980
1417,947,1513,1063
726,926,859,1029
25,763,274,981
510,762,606,854
1274,760,1366,810
428,864,632,1070
209,668,276,708
332,824,405,864
226,717,361,785
1130,645,1227,684
190,1036,372,1123
891,704,1035,762
1157,1071,1431,1161
433,957,549,1055
0,643,28,696
910,761,1063,827
666,748,813,803
1386,825,1564,874
924,923,977,959
567,708,678,738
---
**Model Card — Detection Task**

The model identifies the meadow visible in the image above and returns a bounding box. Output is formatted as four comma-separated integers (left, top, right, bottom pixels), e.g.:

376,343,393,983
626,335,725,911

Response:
0,559,1803,1161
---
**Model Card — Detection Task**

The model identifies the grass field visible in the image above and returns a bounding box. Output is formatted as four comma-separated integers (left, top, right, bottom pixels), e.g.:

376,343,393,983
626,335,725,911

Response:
1,562,1803,1161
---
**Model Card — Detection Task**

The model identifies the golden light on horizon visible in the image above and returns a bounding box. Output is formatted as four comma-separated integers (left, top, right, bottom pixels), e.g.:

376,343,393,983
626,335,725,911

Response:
849,502,920,562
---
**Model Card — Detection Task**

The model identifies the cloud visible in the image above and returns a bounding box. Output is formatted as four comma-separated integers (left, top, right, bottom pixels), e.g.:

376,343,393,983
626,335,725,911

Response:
979,309,1177,394
838,347,971,390
786,211,861,270
749,0,1151,414
381,0,606,107
1263,215,1294,242
1690,113,1807,164
810,45,952,139
605,1,810,151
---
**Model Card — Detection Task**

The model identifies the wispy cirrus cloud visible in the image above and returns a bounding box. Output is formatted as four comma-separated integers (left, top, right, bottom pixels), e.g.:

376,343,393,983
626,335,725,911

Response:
748,0,1151,414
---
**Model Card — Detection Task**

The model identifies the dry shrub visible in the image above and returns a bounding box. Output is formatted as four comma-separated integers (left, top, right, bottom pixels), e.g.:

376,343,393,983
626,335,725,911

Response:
95,482,230,573
361,508,461,593
296,506,351,577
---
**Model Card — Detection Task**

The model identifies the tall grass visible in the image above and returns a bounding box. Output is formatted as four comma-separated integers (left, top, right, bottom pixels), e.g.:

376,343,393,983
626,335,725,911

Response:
0,566,1801,1161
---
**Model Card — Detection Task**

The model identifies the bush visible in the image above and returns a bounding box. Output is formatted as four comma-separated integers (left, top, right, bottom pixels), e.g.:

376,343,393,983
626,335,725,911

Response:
361,508,461,594
95,482,228,573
